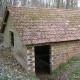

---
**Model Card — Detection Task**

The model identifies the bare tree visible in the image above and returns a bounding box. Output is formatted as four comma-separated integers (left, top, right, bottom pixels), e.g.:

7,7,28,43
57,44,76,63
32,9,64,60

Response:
0,0,79,9
57,0,60,8
70,0,78,9
0,0,3,17
60,0,64,8
66,0,70,9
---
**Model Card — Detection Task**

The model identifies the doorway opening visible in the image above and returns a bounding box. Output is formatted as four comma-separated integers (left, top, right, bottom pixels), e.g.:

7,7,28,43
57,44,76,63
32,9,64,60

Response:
35,45,50,75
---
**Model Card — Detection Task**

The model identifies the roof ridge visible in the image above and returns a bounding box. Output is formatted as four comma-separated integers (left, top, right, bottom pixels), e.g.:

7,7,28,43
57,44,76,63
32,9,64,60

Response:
7,6,80,11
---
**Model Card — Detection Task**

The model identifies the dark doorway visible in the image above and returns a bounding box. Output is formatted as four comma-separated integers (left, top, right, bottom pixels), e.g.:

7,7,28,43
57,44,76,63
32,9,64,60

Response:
35,45,50,75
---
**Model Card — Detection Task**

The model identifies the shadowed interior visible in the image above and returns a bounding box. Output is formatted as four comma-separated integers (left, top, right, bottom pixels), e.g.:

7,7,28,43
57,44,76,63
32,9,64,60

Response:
35,45,50,75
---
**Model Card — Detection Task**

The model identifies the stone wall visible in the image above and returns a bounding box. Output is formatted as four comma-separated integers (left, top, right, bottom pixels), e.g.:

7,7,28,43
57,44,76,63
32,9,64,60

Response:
27,46,35,75
51,41,80,71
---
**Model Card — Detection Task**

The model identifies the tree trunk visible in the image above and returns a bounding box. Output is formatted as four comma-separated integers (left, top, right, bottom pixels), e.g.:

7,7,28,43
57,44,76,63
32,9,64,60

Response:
66,0,69,9
57,0,60,8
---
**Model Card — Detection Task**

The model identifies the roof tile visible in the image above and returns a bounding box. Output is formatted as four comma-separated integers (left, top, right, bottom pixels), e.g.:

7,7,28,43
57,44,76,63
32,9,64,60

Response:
7,6,80,45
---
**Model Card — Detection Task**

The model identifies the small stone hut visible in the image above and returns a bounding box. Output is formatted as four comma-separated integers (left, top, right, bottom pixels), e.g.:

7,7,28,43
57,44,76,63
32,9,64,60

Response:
1,6,80,75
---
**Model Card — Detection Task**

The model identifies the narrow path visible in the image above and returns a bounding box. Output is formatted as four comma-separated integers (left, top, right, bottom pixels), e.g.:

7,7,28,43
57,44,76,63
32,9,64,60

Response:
53,61,80,80
39,61,80,80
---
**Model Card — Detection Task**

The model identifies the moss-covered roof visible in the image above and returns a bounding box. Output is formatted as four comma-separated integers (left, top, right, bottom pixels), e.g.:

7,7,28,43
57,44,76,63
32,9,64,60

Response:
6,6,80,45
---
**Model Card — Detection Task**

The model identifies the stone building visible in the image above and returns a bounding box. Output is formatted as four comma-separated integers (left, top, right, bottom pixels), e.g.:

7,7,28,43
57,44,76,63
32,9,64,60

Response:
1,6,80,75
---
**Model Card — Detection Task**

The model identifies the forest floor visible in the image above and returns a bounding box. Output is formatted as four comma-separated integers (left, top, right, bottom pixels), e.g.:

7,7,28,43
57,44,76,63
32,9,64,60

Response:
0,43,39,80
38,56,80,80
51,60,80,80
0,42,80,80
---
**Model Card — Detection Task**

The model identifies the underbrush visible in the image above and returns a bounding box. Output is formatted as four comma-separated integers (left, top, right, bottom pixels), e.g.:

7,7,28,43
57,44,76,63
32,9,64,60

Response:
69,67,80,80
0,64,39,80
50,56,80,77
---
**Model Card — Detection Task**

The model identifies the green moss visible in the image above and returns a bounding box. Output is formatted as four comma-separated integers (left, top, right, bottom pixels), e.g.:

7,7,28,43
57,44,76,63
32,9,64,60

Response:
18,8,80,28
23,9,51,26
68,16,76,21
55,14,64,18
27,26,32,29
52,56,80,76
25,9,50,21
69,67,80,80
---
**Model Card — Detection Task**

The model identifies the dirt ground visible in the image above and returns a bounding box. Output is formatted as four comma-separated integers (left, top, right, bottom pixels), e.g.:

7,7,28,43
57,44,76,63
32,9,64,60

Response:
37,61,80,80
0,43,80,80
0,45,27,75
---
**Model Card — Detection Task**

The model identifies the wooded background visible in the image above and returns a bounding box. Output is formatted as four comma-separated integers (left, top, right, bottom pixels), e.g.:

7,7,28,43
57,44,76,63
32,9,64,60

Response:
0,0,79,9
